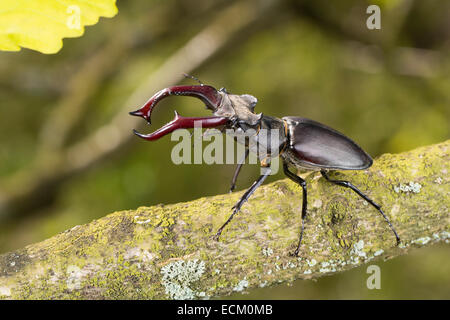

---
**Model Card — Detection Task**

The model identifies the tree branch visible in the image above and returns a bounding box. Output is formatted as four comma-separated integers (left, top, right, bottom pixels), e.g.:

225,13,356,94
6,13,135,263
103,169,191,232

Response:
0,140,448,299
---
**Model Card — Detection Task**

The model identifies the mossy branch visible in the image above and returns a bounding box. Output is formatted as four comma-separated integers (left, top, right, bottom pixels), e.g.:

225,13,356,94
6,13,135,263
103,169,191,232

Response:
0,141,449,299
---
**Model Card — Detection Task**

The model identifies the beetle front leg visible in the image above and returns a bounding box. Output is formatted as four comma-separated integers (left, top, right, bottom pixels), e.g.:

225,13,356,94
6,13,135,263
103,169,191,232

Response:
229,148,250,193
214,166,271,241
283,162,308,257
320,170,401,244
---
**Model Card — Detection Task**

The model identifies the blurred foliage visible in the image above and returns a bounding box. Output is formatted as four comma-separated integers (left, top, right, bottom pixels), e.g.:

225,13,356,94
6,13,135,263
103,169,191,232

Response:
0,0,448,299
0,0,117,54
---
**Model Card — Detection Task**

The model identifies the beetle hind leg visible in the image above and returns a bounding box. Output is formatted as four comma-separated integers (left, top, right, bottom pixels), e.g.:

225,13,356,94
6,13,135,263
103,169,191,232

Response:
320,170,400,245
283,162,308,257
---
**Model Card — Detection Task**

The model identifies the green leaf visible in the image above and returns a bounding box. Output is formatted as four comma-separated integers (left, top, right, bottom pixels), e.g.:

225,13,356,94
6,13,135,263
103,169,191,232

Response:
0,0,118,54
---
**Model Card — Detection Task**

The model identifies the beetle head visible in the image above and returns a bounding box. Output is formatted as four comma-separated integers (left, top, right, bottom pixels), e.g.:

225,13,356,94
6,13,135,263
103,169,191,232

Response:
216,87,261,125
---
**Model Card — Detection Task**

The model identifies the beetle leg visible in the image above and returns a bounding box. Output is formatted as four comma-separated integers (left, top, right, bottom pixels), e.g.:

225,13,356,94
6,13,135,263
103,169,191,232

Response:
283,162,308,257
320,170,401,245
229,148,250,193
213,167,271,241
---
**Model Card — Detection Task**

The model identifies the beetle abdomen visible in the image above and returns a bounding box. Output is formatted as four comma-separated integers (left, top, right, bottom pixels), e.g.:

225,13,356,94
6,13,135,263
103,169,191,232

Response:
282,117,372,170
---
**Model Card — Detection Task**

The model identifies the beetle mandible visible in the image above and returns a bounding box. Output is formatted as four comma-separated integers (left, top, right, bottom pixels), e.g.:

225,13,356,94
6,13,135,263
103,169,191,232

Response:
129,79,400,256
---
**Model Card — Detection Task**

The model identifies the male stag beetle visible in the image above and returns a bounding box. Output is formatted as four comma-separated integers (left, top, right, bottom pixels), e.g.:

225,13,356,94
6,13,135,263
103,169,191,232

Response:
129,78,400,256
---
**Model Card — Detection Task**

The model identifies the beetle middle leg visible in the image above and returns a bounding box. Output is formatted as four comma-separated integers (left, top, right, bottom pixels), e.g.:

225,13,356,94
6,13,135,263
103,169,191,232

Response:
214,166,271,241
283,162,308,256
320,170,400,244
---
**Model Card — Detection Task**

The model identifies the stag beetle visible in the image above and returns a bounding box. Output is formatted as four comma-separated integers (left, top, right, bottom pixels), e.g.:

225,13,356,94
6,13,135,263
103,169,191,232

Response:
129,78,400,256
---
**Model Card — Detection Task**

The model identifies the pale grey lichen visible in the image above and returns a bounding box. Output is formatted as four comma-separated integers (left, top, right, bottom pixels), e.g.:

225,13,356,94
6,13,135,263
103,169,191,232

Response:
0,286,11,297
282,261,297,269
438,231,450,239
142,250,156,262
345,240,367,265
408,231,450,247
351,240,367,258
134,215,151,224
413,236,432,245
349,256,360,265
160,259,206,300
374,249,384,256
394,182,422,194
312,199,323,208
123,247,141,260
306,259,317,267
262,247,273,257
123,247,155,263
233,279,249,292
318,260,338,273
66,265,90,291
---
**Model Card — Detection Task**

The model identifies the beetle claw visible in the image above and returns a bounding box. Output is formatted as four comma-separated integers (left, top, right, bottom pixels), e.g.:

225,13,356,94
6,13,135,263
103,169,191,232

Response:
129,110,143,117
131,113,229,141
132,129,146,139
129,110,151,124
129,85,222,125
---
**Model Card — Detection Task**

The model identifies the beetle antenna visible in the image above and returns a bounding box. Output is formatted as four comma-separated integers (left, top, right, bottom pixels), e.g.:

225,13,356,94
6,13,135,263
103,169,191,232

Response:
183,73,204,86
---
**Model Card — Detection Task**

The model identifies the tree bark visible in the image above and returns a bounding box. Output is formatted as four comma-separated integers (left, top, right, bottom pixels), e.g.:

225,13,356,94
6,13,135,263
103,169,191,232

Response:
0,140,449,299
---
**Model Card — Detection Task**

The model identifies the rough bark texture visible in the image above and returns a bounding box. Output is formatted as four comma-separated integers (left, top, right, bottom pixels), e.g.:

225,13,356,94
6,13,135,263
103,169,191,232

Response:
0,140,449,300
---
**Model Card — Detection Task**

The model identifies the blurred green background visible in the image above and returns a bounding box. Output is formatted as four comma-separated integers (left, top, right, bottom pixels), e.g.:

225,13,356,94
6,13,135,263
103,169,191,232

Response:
0,0,448,299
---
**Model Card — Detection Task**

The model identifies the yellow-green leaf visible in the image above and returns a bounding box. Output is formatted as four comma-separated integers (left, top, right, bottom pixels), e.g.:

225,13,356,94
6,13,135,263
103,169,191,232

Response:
0,0,118,54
